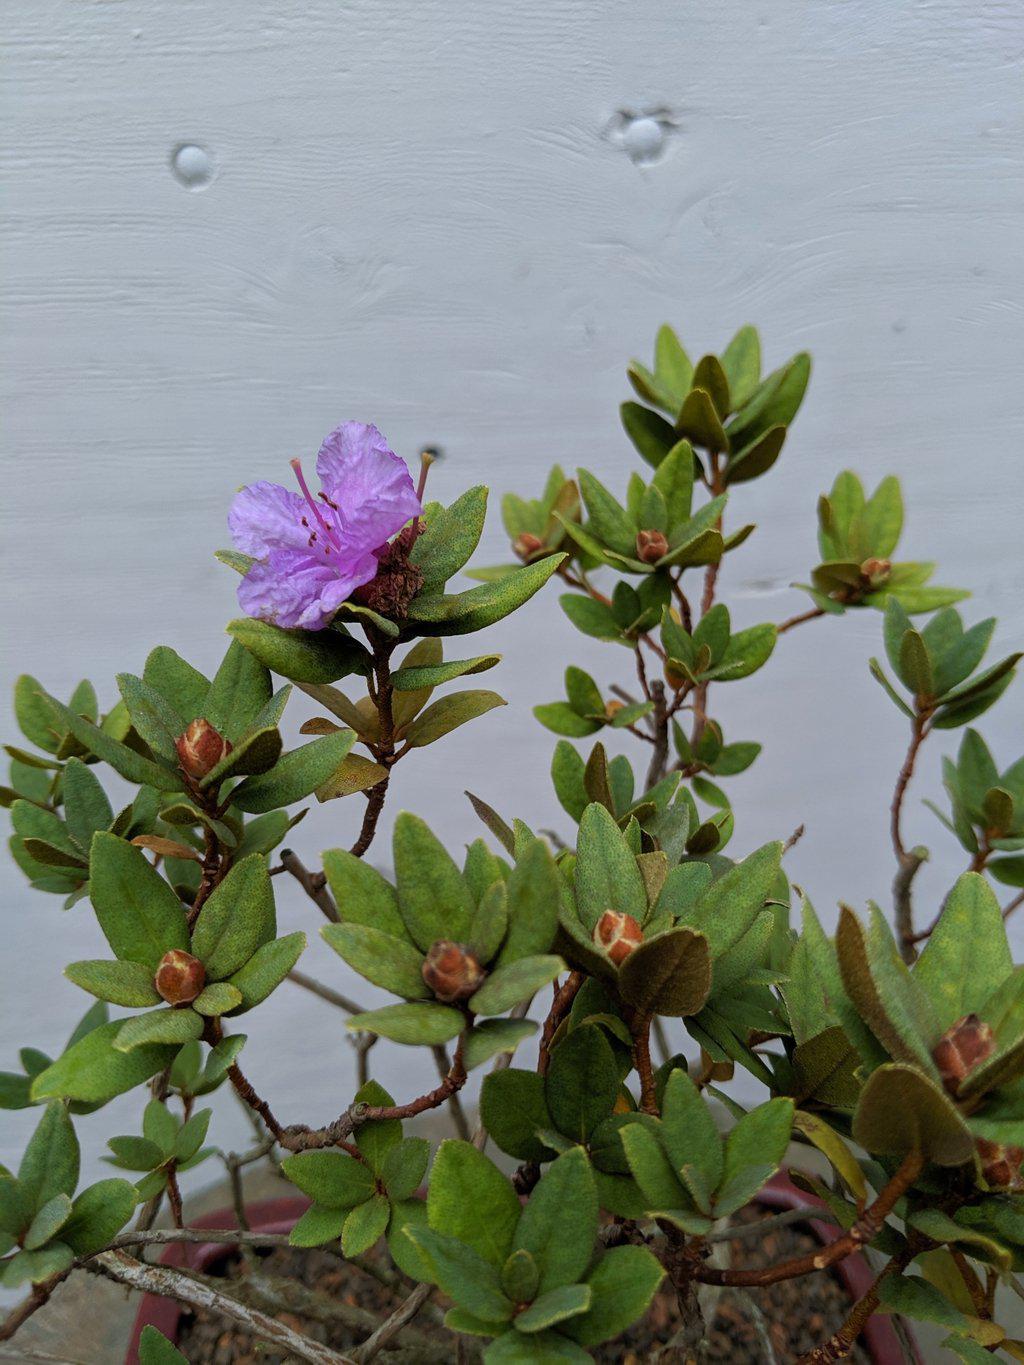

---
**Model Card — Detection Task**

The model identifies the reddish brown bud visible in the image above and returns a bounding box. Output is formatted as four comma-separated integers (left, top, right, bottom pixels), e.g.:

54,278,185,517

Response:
860,557,892,588
175,719,231,780
932,1013,995,1095
513,532,544,561
594,910,644,966
421,941,485,1003
975,1137,1024,1191
636,529,669,565
155,949,206,1005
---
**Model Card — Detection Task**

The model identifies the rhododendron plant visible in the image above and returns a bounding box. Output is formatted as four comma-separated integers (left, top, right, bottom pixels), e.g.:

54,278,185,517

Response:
2,324,1022,1364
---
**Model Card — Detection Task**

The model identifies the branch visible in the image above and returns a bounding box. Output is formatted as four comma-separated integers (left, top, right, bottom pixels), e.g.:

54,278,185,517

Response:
350,634,396,859
288,968,366,1015
695,1150,922,1288
350,1282,434,1364
537,973,583,1077
778,606,826,635
0,1273,72,1344
280,849,339,922
795,1243,917,1364
88,1250,353,1365
890,713,932,962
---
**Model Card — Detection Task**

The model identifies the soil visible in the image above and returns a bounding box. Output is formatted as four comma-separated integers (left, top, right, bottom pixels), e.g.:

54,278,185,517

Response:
176,1205,873,1363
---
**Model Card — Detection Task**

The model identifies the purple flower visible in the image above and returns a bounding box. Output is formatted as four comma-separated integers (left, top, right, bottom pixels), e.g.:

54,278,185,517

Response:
229,423,422,630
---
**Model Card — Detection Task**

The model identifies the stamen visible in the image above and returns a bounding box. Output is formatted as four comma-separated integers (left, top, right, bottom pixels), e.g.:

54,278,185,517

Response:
291,458,342,551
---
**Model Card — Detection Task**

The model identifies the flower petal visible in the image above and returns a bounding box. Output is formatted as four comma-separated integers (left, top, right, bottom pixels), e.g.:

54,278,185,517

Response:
228,482,310,558
316,423,422,556
237,549,377,631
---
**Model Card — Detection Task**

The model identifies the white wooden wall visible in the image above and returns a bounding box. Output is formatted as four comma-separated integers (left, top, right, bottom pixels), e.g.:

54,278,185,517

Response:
3,2,1022,1188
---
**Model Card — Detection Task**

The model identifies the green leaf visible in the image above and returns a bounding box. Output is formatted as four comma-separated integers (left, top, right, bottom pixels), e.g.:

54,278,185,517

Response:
89,833,190,969
675,387,728,452
408,1225,513,1322
470,956,563,1016
715,1098,794,1215
577,471,636,558
22,1192,72,1251
1,1243,74,1288
322,848,405,938
618,927,712,1017
31,1020,177,1104
343,1193,391,1257
546,1025,619,1143
191,854,275,979
682,842,782,956
62,759,114,852
199,726,283,788
289,1204,347,1247
19,1103,79,1211
563,1244,665,1347
406,555,566,636
60,1178,137,1256
115,1009,204,1052
534,703,602,738
726,352,811,450
559,593,625,644
876,1275,1000,1344
346,1002,464,1045
116,674,184,763
724,424,786,485
282,1150,375,1208
380,1137,431,1201
497,839,561,967
204,639,273,741
227,931,306,1010
322,922,430,999
231,730,355,812
515,1284,591,1334
143,646,211,723
393,812,473,950
405,690,506,747
914,872,1011,1028
14,675,62,752
45,696,183,792
393,654,502,690
853,1063,974,1165
479,1070,555,1163
620,402,678,469
513,1147,597,1295
574,803,647,931
428,1139,521,1269
65,959,161,1008
720,325,761,409
661,1069,723,1199
411,486,488,589
191,982,243,1016
617,1113,690,1212
717,624,777,680
464,1020,537,1071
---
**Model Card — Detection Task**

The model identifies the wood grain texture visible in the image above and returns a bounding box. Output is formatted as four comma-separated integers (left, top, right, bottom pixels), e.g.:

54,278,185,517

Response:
1,0,1022,1181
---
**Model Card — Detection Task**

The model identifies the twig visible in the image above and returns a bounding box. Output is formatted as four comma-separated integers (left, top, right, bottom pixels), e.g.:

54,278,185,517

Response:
631,1012,658,1113
783,823,806,854
890,714,931,962
281,849,339,922
350,633,396,858
778,606,826,635
0,1275,72,1343
537,973,583,1076
1003,888,1024,921
696,1151,922,1288
645,679,670,791
796,1244,916,1363
288,969,366,1015
432,1045,471,1140
350,1283,433,1364
89,1250,354,1364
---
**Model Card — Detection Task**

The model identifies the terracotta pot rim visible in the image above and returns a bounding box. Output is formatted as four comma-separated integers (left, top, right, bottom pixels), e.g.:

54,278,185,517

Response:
126,1175,919,1364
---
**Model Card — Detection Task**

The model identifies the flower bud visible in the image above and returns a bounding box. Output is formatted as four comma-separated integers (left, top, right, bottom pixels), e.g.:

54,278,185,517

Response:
422,941,485,1003
513,532,544,561
860,557,892,589
975,1137,1023,1191
155,949,206,1005
605,699,624,721
932,1013,995,1095
175,719,231,780
636,529,669,564
594,910,643,966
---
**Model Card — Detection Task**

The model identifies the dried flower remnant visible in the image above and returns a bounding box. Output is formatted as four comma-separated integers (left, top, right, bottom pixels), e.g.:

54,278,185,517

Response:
594,910,644,965
155,949,206,1005
932,1013,995,1095
421,941,486,1003
228,422,422,630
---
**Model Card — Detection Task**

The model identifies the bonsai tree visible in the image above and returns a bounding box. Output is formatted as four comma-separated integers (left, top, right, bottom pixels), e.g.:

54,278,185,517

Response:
1,340,1021,1364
